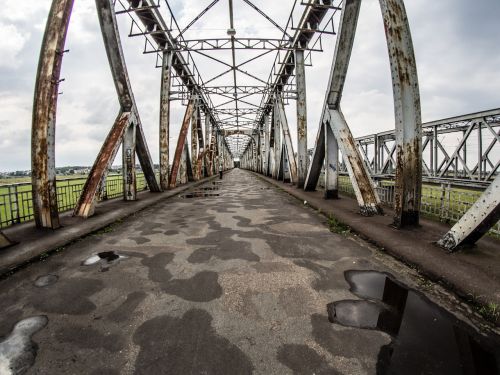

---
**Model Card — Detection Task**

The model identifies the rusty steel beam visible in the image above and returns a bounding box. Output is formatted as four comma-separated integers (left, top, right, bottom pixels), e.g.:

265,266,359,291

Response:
273,102,282,179
304,117,325,191
322,0,381,215
380,0,422,227
31,0,74,229
191,101,200,180
74,112,131,218
159,49,172,190
169,100,195,188
96,0,160,193
327,110,382,215
438,174,500,251
295,49,308,188
0,231,14,249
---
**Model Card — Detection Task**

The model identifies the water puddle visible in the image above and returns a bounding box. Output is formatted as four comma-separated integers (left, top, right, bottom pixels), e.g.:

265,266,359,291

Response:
0,316,48,375
34,274,58,288
82,251,126,272
328,270,500,374
180,192,220,198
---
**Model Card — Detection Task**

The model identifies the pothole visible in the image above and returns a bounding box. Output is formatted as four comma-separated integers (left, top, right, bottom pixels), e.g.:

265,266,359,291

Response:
0,316,48,375
34,275,58,288
82,251,127,272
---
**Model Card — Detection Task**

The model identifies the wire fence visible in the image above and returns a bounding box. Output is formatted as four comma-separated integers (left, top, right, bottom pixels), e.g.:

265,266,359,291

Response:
319,174,500,237
0,173,150,229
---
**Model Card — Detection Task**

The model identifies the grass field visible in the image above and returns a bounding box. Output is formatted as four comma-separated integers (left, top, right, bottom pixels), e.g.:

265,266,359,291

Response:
0,174,147,228
1,173,497,236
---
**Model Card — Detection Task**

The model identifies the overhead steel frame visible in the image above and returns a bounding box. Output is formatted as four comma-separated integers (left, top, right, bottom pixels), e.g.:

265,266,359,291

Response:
241,0,337,175
120,0,233,164
33,0,233,225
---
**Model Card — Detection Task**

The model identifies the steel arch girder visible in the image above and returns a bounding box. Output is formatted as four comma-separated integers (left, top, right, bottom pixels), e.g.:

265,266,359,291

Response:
318,0,420,220
31,0,75,229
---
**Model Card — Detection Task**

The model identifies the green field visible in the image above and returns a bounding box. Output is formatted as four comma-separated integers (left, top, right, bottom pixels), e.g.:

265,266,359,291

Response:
0,174,147,228
1,173,497,237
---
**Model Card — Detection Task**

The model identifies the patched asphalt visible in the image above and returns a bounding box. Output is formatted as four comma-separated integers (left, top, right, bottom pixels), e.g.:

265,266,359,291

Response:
0,169,498,374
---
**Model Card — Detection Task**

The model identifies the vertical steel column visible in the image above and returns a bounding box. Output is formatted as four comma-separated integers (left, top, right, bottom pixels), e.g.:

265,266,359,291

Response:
477,123,482,180
204,113,211,176
374,135,379,174
380,0,422,227
295,49,308,188
263,113,270,175
122,119,137,200
191,101,199,180
324,121,339,199
159,49,172,190
273,100,281,179
31,0,74,229
438,173,500,251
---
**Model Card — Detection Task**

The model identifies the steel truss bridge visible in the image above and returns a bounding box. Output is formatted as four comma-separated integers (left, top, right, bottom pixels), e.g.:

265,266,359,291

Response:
0,0,499,253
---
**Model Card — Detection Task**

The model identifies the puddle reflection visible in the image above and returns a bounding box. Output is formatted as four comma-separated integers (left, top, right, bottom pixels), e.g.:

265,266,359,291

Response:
328,270,500,375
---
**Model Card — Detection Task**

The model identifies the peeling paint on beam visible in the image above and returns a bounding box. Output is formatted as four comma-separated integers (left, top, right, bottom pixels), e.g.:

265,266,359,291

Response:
159,49,172,190
380,0,422,227
327,110,382,216
74,112,131,218
169,100,195,188
295,49,308,188
304,117,325,191
438,174,500,251
31,0,74,229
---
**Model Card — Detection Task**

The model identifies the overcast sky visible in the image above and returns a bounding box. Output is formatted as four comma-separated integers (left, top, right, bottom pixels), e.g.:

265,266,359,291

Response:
0,0,499,171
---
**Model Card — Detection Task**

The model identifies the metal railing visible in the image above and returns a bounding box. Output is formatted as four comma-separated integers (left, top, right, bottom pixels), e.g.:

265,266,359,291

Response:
0,173,151,229
319,174,500,237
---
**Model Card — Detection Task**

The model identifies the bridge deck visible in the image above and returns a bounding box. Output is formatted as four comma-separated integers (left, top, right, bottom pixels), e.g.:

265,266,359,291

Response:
0,169,498,374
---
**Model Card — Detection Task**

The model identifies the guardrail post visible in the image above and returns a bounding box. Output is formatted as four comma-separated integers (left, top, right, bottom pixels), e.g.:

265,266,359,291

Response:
9,186,20,224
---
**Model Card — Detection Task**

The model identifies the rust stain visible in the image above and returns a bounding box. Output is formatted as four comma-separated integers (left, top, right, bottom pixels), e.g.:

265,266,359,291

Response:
169,101,195,188
74,113,130,218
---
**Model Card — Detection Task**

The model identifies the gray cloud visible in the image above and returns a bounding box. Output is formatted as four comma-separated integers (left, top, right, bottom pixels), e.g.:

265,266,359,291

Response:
0,0,499,171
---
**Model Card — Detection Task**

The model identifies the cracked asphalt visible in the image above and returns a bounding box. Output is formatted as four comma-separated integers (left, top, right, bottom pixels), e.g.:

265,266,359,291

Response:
0,169,498,374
